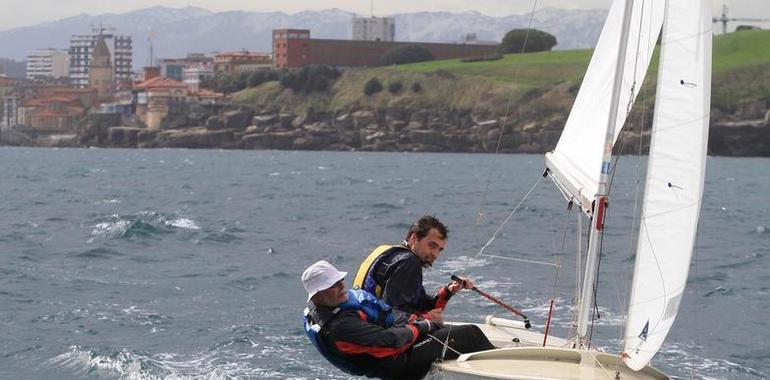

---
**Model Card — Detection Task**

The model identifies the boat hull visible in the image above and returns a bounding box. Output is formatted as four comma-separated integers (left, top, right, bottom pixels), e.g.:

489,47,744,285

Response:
436,318,668,380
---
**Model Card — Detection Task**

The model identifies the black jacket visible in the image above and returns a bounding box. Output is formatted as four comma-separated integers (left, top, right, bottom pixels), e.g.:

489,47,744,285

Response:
307,302,422,379
372,248,452,315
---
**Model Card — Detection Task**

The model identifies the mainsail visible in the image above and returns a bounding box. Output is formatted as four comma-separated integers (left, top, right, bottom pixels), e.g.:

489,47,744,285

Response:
623,0,712,371
545,0,664,212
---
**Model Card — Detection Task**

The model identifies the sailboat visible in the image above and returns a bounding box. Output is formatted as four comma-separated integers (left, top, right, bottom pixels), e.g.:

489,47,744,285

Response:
437,0,712,378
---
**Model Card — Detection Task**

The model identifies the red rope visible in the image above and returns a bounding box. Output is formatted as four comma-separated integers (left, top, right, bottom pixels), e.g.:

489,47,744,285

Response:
543,299,555,347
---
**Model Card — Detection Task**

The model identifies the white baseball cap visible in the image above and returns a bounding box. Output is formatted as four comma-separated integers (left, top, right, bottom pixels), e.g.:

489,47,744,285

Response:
302,260,347,302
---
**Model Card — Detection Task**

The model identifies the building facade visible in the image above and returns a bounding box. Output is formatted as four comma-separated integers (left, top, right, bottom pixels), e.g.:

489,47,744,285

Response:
273,29,498,69
26,48,70,80
68,27,132,88
352,16,395,42
160,53,213,81
272,30,311,69
0,77,18,129
214,51,272,75
182,63,215,90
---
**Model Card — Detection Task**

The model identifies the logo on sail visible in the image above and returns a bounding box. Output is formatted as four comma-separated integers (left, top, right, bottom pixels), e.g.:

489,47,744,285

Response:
639,320,650,341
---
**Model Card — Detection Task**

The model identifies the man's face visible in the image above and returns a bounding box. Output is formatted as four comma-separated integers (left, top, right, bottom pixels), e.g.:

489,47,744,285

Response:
312,279,348,307
408,228,446,267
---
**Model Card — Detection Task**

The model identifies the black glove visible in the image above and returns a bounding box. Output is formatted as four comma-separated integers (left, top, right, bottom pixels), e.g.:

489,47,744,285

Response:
411,319,443,334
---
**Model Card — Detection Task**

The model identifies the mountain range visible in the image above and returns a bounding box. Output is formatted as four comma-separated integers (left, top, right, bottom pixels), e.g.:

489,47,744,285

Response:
0,6,608,71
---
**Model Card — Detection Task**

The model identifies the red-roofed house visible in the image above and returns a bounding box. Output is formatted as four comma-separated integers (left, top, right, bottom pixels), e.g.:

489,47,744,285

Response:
18,94,86,132
134,76,188,129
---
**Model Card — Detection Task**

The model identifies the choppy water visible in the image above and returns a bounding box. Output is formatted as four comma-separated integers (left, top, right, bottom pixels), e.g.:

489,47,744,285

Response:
0,147,767,380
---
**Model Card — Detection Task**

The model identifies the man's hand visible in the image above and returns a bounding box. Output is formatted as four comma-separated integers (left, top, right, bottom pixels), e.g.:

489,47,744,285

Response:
448,276,474,294
411,318,444,335
423,308,444,323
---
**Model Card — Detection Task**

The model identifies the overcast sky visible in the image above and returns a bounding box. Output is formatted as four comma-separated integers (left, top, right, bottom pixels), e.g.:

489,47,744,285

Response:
1,0,769,32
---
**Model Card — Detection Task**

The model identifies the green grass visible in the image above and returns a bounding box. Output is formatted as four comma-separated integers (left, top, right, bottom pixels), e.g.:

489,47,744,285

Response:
395,29,770,83
397,49,593,88
713,29,770,72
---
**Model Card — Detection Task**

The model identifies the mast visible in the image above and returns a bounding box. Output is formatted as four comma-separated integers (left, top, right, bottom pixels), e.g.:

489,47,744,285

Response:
575,0,636,348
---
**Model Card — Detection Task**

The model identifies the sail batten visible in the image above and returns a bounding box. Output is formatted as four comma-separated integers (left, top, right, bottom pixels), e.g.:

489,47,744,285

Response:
623,0,712,371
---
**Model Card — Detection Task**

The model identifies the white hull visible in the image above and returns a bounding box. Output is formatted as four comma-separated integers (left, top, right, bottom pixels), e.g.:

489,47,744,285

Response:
436,317,668,380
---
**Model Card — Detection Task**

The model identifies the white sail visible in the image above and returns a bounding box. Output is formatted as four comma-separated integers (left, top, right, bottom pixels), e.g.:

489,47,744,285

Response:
623,0,712,371
545,0,664,212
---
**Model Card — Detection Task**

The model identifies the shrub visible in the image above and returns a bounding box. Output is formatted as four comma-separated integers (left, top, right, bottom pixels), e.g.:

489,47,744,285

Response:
411,82,422,93
388,81,403,94
364,78,383,96
381,45,435,65
498,29,557,54
278,65,340,94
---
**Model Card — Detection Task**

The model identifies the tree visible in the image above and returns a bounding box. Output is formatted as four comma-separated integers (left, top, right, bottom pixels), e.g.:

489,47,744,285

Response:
278,65,340,94
381,45,435,65
498,29,557,54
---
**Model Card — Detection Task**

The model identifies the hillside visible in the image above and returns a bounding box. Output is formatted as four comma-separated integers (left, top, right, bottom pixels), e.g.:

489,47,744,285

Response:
235,29,769,118
223,30,770,155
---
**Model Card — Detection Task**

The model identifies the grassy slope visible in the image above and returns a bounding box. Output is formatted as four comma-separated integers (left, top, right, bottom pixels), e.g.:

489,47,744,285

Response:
233,30,770,117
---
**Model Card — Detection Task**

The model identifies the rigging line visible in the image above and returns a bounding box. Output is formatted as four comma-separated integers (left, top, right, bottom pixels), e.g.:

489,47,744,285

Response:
689,215,704,379
473,176,543,259
582,349,623,380
464,0,541,278
615,1,654,367
479,253,560,268
569,214,590,342
588,211,609,348
425,332,462,356
451,0,542,362
616,75,649,357
607,0,653,199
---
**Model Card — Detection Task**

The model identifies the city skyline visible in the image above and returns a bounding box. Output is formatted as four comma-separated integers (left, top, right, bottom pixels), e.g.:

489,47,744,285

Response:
1,0,769,32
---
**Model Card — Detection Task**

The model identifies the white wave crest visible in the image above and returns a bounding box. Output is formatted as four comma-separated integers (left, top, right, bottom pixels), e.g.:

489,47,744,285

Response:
166,218,200,230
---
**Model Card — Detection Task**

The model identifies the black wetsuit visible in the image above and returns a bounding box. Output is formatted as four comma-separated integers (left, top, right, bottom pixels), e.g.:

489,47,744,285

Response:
307,302,496,379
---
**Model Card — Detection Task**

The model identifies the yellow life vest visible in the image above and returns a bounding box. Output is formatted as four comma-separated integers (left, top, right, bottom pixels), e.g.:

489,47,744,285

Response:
353,244,408,297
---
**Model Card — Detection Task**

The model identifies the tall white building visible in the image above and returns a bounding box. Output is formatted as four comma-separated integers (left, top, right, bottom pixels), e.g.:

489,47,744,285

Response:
68,27,132,88
352,16,395,42
26,48,70,80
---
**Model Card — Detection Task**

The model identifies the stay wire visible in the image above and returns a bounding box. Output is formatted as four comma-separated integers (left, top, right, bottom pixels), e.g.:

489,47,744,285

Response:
469,0,541,260
474,176,544,259
448,0,541,361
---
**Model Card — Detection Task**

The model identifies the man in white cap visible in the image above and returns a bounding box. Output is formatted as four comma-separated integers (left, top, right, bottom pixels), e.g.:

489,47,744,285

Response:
302,260,494,380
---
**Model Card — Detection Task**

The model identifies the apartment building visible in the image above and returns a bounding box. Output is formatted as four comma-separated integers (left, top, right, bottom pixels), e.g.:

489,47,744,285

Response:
26,48,70,80
68,26,132,88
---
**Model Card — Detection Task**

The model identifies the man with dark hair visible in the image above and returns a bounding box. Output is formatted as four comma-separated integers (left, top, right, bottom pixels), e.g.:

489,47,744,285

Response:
353,215,474,322
303,260,494,379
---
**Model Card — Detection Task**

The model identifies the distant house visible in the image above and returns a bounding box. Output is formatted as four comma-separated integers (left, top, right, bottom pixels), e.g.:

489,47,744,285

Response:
16,86,96,132
132,74,223,129
133,76,189,130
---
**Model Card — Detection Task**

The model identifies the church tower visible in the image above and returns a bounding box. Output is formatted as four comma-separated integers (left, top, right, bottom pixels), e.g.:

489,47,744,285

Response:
89,35,113,100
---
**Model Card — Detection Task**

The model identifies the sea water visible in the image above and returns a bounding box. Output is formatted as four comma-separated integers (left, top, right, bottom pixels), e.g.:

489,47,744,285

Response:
0,147,767,379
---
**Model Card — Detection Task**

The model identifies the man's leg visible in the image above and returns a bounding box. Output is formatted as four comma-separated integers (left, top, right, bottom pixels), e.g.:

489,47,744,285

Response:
402,324,496,379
